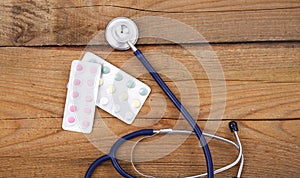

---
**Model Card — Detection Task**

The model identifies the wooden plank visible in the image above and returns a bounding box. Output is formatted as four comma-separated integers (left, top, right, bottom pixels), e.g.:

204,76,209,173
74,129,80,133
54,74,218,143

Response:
0,43,299,120
0,119,299,177
24,0,300,12
0,1,299,46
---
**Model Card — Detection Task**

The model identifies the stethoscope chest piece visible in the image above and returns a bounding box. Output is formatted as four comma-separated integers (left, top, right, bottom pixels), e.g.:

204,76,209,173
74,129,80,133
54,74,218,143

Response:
105,17,139,50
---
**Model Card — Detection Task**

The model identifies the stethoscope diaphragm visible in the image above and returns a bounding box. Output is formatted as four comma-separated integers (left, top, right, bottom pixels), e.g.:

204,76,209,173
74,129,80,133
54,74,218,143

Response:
105,17,139,50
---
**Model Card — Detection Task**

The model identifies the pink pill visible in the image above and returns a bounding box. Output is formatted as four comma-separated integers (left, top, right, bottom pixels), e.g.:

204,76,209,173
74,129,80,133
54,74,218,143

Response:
84,107,92,114
73,79,81,86
72,91,79,98
90,67,97,74
69,105,77,112
76,64,83,71
87,79,94,87
68,116,75,123
82,120,90,127
85,95,93,102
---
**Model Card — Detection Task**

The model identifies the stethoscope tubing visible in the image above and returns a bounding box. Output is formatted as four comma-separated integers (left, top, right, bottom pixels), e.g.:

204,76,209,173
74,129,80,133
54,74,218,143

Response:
133,49,214,178
85,129,155,178
85,128,243,178
85,48,214,178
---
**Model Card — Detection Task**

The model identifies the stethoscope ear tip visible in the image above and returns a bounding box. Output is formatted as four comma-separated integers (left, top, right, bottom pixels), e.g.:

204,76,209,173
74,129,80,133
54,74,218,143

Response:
229,121,239,132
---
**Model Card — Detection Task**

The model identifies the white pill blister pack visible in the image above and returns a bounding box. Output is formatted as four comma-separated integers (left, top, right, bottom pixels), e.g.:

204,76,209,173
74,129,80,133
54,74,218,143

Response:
82,52,151,124
62,60,102,133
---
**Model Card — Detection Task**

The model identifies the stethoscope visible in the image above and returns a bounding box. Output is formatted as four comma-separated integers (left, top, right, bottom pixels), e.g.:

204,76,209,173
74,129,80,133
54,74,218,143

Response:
85,17,244,178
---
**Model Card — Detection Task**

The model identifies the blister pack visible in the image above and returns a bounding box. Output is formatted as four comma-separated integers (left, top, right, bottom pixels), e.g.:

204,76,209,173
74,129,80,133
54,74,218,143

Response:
81,52,151,124
62,60,102,133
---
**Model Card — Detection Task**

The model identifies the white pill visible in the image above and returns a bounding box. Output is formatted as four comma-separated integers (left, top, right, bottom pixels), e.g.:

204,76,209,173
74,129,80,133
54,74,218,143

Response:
113,104,121,113
100,97,109,105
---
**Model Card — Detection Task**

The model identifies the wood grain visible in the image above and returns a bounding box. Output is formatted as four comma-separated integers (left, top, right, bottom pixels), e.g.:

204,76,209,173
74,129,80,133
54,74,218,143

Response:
0,43,299,120
0,0,299,46
0,1,299,177
0,43,299,177
0,119,299,177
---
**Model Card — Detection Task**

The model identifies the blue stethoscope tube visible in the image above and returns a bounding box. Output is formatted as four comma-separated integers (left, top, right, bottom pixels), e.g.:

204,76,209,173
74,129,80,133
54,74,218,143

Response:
133,49,214,178
86,48,214,177
85,129,155,178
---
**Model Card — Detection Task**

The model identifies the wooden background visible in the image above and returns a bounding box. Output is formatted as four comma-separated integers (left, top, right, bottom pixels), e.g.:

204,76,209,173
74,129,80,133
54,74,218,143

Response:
0,0,300,177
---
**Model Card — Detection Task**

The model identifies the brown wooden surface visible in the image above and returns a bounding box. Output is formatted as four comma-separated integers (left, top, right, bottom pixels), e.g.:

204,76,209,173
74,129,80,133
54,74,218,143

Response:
0,0,300,178
0,0,300,46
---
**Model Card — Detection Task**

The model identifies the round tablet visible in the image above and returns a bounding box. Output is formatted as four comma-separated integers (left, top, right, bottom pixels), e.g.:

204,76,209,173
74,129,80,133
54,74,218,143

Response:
100,97,109,106
90,66,97,74
85,95,93,102
84,107,92,114
99,79,104,86
73,79,81,86
76,64,83,71
114,73,123,81
125,112,134,121
126,80,135,88
72,91,79,98
102,66,110,74
119,92,128,101
69,105,77,112
87,79,94,87
131,99,141,108
139,88,148,96
68,116,76,124
113,104,121,113
106,85,116,94
82,120,90,128
90,58,98,63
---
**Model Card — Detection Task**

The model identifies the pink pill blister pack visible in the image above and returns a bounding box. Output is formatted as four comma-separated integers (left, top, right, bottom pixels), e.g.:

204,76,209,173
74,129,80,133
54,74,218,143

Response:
82,52,151,124
62,60,102,133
